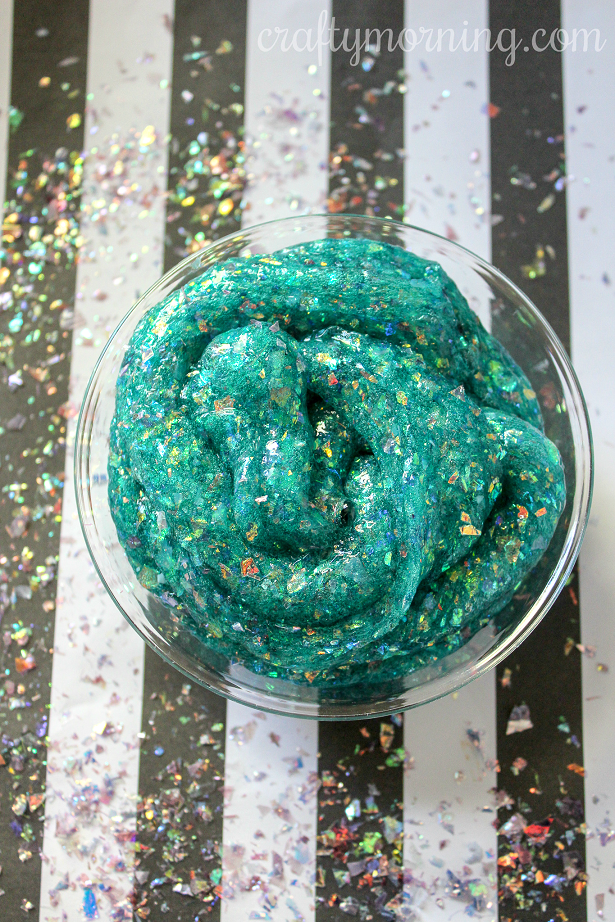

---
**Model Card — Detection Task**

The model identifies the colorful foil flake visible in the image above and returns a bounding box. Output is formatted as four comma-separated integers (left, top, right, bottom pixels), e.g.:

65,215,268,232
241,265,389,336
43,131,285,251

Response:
108,237,565,688
317,716,406,918
134,675,226,919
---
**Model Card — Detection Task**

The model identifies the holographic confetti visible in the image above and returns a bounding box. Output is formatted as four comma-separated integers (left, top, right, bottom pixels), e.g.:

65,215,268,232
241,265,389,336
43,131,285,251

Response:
134,673,226,918
317,716,405,917
83,886,99,919
489,5,589,917
0,3,89,913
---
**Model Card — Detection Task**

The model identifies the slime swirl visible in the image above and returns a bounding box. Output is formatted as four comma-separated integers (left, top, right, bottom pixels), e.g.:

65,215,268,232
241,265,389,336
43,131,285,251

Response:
108,238,565,687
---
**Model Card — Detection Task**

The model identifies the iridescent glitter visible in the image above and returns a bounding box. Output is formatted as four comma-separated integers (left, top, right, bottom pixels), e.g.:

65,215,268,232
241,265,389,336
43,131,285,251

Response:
108,238,565,687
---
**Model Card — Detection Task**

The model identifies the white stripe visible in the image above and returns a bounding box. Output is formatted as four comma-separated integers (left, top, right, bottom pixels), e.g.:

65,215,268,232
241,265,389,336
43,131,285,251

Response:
0,0,13,220
403,0,492,330
403,3,498,919
221,3,331,919
242,0,331,224
39,2,173,919
562,5,615,919
222,714,320,920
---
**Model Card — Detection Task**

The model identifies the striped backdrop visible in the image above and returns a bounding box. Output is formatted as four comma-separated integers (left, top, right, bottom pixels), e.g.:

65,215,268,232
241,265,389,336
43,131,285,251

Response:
0,1,612,920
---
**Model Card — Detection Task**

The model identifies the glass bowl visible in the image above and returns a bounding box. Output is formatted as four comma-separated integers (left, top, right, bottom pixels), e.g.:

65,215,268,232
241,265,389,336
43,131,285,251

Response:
75,214,593,719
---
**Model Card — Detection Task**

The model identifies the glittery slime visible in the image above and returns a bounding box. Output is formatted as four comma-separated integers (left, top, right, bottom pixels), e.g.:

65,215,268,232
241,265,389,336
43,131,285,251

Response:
108,239,565,689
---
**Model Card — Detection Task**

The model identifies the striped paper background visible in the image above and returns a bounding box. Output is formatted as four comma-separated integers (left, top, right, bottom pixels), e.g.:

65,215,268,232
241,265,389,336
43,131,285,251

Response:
0,1,612,920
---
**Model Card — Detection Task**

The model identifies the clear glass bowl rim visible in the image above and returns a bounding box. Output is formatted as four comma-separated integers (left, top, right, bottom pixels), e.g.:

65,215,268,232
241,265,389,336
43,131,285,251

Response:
75,213,594,719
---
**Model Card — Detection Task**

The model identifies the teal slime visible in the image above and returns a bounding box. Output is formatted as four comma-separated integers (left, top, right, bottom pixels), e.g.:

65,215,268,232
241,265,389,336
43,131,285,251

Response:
108,239,565,688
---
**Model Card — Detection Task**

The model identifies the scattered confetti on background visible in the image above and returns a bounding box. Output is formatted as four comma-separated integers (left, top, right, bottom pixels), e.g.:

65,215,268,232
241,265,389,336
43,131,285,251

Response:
1,1,612,920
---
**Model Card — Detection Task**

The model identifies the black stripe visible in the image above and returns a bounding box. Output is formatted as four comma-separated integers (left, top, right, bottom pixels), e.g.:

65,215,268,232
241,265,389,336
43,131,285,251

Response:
0,0,89,916
163,0,248,272
135,2,247,919
328,0,405,221
316,717,405,918
317,2,405,918
489,2,587,919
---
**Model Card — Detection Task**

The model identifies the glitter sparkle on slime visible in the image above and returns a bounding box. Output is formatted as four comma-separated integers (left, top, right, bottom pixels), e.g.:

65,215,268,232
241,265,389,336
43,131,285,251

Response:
108,237,566,690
